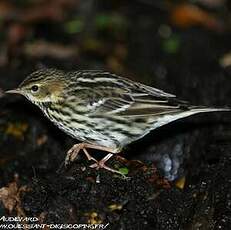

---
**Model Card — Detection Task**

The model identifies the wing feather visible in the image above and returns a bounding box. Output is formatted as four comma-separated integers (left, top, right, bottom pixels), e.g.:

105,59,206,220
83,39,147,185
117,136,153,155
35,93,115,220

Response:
71,71,188,116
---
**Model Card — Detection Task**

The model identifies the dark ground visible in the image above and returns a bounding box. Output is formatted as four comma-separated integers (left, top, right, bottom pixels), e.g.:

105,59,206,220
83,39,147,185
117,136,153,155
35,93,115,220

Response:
1,0,231,229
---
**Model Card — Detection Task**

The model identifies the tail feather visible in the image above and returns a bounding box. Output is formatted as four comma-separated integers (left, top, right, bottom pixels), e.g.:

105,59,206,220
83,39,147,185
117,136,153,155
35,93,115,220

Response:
188,106,230,113
123,106,230,147
149,106,230,130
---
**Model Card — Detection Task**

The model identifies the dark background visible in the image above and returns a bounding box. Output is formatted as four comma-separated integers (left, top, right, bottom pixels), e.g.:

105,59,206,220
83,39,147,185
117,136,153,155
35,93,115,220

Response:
0,0,231,229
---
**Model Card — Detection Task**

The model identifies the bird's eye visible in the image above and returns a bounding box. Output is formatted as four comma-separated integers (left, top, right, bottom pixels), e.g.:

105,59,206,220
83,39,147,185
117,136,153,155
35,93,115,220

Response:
31,85,39,93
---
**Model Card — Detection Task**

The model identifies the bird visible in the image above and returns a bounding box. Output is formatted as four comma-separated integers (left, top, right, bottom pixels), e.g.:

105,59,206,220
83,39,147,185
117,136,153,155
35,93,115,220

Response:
6,68,230,175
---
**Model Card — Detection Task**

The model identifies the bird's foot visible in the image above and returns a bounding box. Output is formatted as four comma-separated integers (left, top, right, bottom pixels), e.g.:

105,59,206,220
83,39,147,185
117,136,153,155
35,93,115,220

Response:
90,153,128,178
65,143,127,178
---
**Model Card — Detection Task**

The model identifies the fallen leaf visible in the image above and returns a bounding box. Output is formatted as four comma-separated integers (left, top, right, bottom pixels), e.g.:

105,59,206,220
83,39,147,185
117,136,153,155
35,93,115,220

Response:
118,167,129,175
170,4,223,31
85,212,103,224
0,180,28,216
175,176,186,190
36,134,48,146
108,204,123,211
5,122,28,140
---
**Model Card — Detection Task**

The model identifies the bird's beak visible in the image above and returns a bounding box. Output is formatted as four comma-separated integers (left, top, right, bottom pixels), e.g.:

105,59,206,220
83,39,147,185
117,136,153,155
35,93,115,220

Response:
5,88,21,94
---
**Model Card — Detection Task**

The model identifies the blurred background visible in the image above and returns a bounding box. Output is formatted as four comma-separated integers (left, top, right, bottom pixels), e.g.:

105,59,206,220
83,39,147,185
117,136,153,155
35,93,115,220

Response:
0,0,231,105
1,0,231,179
0,1,231,227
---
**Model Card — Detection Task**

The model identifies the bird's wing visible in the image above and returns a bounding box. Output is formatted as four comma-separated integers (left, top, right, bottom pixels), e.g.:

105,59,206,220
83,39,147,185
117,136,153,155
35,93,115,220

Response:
73,71,189,117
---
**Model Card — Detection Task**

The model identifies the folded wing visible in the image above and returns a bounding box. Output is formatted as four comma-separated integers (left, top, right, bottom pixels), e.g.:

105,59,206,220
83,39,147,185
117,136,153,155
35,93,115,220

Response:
73,71,189,117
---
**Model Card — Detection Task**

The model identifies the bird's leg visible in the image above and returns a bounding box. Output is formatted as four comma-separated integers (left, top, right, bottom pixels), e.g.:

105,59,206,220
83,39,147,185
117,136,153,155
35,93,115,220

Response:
82,148,98,162
65,143,126,176
65,143,118,166
90,153,117,171
65,143,98,166
78,143,119,154
89,153,113,170
80,144,125,175
90,154,127,177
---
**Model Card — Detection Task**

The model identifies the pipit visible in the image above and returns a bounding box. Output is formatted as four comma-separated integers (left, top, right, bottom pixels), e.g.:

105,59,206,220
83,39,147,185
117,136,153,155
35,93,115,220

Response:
6,69,229,175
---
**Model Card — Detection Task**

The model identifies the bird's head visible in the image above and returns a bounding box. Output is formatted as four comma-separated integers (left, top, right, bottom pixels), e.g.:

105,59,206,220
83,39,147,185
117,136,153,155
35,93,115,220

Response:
6,69,67,104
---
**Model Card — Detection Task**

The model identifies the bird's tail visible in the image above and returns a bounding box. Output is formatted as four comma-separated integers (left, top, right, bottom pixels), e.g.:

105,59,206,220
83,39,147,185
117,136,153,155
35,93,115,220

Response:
148,106,230,130
188,106,231,113
125,106,230,147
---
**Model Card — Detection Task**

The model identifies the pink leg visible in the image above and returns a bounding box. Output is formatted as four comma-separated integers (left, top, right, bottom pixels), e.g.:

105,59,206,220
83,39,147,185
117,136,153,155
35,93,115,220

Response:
90,154,127,176
65,143,126,176
65,143,98,166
